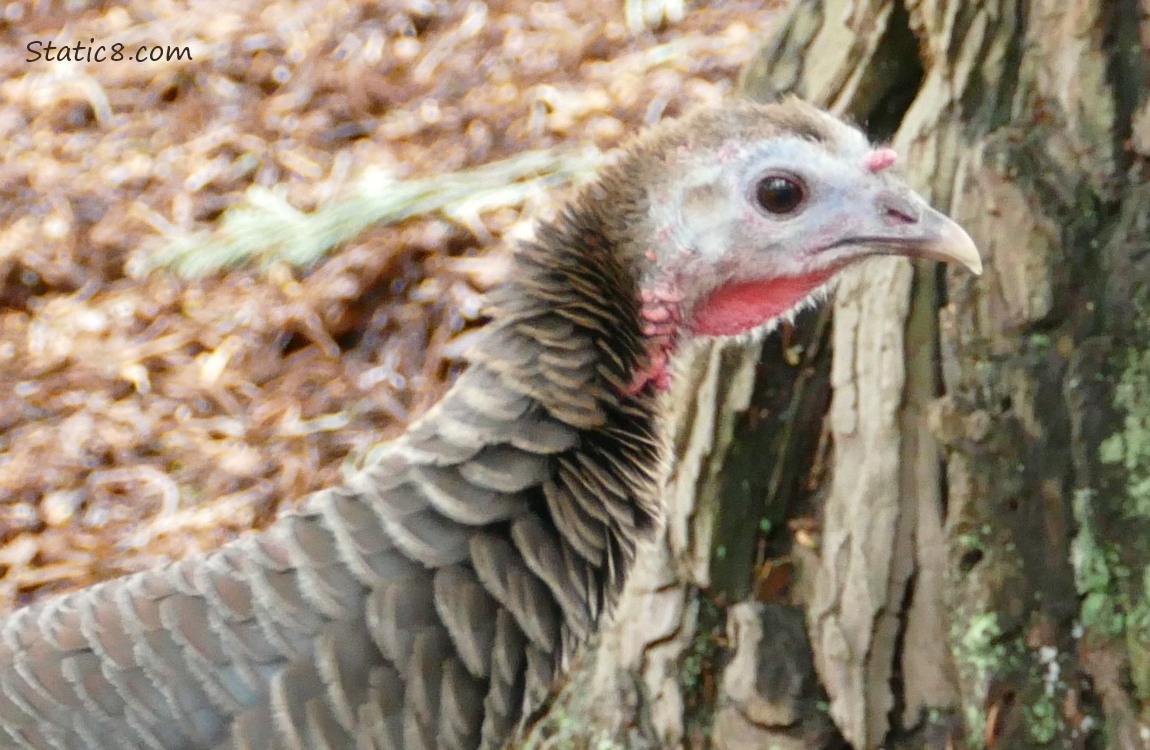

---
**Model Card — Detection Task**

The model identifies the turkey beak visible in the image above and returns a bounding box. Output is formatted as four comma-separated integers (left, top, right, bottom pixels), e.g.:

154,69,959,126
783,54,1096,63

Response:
900,205,982,275
877,194,983,275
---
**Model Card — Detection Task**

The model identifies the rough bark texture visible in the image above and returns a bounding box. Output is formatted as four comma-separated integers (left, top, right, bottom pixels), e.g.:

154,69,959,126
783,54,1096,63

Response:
524,1,1150,749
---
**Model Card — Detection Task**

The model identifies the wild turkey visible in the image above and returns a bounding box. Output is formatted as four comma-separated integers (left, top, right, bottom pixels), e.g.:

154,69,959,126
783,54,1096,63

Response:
0,98,980,750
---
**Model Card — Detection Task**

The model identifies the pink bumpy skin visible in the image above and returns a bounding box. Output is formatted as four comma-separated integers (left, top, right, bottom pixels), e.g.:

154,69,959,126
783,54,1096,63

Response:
863,147,898,173
628,284,684,393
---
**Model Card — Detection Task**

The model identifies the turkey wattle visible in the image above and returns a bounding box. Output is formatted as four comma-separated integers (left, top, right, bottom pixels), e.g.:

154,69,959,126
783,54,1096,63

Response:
0,98,981,750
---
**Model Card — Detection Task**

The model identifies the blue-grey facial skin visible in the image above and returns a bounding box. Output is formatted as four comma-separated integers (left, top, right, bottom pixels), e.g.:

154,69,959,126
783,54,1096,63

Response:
642,127,980,321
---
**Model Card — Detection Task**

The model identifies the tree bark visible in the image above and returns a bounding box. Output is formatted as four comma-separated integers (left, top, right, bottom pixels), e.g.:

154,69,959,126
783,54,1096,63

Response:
520,1,1150,748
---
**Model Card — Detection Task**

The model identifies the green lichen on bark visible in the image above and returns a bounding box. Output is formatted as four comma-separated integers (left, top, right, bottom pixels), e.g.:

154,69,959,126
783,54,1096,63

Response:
1099,338,1150,519
1023,692,1058,745
1078,301,1150,701
951,612,1008,745
1071,489,1130,640
679,597,724,742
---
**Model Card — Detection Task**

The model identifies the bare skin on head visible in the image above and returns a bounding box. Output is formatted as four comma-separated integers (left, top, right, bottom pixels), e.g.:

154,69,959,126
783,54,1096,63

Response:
601,98,982,392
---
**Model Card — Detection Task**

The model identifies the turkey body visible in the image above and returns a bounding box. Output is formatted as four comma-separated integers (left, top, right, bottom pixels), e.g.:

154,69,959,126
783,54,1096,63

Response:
0,180,660,750
0,98,981,750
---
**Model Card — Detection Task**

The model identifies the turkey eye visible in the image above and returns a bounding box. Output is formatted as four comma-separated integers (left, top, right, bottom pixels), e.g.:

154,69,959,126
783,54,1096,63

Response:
755,175,805,215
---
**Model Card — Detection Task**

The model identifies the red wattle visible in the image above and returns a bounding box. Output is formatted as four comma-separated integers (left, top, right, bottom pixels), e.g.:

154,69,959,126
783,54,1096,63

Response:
690,271,836,336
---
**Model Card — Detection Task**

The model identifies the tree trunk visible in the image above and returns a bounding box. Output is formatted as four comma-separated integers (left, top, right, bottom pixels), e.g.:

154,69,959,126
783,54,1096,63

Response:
520,1,1150,748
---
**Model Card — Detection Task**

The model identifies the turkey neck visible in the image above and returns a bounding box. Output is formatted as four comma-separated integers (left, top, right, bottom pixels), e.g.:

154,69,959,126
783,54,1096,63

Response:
454,194,668,606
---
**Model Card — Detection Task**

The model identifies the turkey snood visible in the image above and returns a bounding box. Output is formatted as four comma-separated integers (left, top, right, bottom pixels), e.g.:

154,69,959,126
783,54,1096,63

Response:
0,99,981,750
